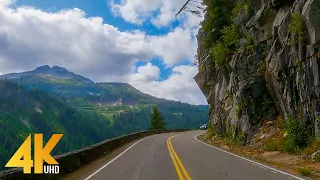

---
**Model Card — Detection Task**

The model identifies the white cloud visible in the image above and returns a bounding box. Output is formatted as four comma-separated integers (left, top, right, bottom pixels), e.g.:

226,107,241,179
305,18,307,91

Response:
109,0,204,67
110,0,161,25
129,64,207,105
0,0,14,7
110,0,204,28
130,62,160,82
150,28,196,67
0,6,195,79
150,0,185,27
0,4,206,104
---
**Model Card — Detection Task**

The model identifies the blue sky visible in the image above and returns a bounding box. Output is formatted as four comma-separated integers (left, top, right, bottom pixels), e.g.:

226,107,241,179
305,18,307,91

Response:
0,0,207,104
15,0,178,33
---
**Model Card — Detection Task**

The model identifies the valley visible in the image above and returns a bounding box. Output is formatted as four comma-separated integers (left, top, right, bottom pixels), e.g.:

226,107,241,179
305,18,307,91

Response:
0,66,208,171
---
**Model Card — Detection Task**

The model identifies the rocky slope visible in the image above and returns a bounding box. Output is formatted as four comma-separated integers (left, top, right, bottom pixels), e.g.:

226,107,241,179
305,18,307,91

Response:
195,0,320,143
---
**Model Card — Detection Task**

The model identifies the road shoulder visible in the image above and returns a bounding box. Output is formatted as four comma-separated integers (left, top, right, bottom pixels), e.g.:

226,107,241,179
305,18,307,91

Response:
196,133,317,180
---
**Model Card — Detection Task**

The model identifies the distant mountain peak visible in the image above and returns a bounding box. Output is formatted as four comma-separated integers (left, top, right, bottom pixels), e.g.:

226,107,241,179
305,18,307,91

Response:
51,66,69,72
1,65,93,83
34,65,51,72
34,65,69,73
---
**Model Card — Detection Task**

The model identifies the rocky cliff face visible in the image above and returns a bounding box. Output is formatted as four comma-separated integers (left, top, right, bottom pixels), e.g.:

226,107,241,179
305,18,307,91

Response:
195,0,320,142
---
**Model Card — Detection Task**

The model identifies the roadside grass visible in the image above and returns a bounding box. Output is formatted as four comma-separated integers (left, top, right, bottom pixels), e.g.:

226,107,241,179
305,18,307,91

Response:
315,154,320,162
198,126,320,179
303,140,320,158
299,167,311,176
198,115,319,178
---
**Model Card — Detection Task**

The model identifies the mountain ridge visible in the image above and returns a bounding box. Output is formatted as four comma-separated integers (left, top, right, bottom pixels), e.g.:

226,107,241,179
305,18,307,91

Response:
0,65,202,106
0,65,208,130
1,65,93,84
0,64,209,171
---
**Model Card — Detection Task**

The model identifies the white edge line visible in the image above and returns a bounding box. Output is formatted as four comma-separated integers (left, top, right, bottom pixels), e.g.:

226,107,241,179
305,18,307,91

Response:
194,133,306,180
84,136,151,180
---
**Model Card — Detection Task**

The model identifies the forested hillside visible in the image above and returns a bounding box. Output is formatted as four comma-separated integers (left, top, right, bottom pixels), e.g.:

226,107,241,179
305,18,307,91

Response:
0,79,208,171
0,80,120,171
1,66,208,136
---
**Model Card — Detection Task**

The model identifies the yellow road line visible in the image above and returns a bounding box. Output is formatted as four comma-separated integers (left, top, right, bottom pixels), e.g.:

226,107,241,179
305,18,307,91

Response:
167,135,192,180
167,137,184,180
168,136,192,180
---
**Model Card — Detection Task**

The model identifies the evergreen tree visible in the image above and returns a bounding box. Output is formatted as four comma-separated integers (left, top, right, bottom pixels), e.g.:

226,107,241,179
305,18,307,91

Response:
149,106,166,130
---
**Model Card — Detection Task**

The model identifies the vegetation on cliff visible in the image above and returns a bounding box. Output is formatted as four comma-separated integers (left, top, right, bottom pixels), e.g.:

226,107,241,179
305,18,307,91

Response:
196,0,320,155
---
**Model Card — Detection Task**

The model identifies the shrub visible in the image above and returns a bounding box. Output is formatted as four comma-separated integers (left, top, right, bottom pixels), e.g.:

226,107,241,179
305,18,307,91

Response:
203,0,233,49
221,24,239,48
206,120,215,139
232,0,253,19
212,41,230,66
245,33,254,47
289,13,304,43
315,154,320,162
225,128,234,140
266,142,279,151
299,168,311,176
233,132,246,145
283,137,297,153
284,116,313,153
224,125,246,145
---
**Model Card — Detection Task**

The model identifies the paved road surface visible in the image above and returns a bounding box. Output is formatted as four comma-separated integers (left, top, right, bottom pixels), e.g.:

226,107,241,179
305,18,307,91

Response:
63,130,306,180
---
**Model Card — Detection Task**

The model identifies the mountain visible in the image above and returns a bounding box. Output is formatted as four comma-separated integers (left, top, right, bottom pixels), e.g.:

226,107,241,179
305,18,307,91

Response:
2,65,93,84
0,66,208,171
0,78,208,171
0,80,119,171
1,65,179,105
0,66,209,126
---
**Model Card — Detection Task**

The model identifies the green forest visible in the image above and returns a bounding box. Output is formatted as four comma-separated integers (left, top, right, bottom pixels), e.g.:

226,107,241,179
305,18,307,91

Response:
0,80,208,171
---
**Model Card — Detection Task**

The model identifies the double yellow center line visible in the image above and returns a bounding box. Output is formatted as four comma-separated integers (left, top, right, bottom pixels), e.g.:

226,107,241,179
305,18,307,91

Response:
167,135,192,180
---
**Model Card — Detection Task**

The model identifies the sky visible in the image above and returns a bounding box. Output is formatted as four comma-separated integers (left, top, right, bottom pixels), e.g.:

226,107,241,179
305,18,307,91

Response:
0,0,207,105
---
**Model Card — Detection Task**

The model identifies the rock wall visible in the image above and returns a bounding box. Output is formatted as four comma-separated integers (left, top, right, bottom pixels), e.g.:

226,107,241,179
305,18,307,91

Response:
195,0,320,142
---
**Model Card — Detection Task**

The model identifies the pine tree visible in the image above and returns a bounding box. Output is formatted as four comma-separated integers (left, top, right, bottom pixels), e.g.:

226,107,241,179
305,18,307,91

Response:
149,106,166,130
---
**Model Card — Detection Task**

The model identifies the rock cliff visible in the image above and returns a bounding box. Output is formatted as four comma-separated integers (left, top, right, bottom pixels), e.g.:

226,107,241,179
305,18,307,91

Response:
195,0,320,143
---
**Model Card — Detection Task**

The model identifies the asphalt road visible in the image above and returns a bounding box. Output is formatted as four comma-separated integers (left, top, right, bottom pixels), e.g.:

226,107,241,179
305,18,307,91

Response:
63,130,306,180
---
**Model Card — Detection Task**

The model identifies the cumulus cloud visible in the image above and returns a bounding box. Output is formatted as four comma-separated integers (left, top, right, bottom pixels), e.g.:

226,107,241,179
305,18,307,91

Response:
150,28,196,67
0,6,195,80
129,64,206,105
110,0,204,28
0,3,206,104
129,62,160,82
110,0,161,25
150,0,186,27
0,0,14,7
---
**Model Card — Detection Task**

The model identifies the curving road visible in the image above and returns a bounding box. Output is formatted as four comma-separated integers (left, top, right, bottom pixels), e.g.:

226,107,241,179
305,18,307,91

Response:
63,131,306,180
